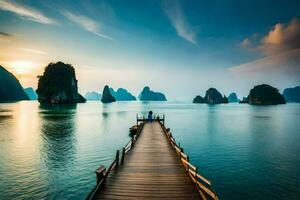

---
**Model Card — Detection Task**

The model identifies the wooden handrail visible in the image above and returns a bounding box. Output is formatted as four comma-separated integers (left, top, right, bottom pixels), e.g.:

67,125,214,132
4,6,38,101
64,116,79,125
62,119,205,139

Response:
161,121,218,200
136,114,165,124
196,172,212,186
181,157,197,171
86,158,116,200
88,118,217,200
197,181,219,200
87,121,145,200
180,152,188,159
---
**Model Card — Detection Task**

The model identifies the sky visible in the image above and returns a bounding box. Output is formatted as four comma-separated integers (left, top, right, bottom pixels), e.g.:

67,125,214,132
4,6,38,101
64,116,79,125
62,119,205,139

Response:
0,0,300,100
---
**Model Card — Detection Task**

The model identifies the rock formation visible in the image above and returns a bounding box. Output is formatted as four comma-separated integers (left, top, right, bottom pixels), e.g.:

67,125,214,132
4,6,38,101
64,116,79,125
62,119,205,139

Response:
246,84,286,105
204,88,227,104
193,95,205,103
223,95,229,103
24,87,37,100
228,92,240,103
138,86,167,101
101,85,116,103
283,86,300,102
36,62,86,104
84,91,102,101
193,88,228,104
239,97,248,103
0,65,29,102
110,88,136,101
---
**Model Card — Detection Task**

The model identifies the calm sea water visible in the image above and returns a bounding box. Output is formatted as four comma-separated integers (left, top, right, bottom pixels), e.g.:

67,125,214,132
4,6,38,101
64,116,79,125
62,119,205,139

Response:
0,101,299,200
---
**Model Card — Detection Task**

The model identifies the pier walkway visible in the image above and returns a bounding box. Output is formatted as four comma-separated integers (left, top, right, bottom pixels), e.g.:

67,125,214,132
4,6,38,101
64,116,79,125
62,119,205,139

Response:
87,118,218,200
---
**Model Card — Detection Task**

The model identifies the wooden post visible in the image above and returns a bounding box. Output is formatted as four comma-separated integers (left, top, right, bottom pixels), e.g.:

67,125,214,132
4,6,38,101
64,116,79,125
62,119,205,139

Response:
121,147,125,164
115,150,119,167
132,137,134,148
95,165,106,184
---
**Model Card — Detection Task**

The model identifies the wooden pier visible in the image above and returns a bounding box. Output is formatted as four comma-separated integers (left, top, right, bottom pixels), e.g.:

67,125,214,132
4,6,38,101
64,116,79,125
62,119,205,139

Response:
87,116,218,200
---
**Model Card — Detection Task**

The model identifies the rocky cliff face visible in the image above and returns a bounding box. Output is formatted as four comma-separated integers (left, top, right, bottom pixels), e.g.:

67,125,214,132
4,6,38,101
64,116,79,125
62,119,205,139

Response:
24,87,37,100
110,88,136,101
36,62,86,104
138,86,167,101
204,88,227,104
283,86,300,102
0,66,29,102
228,92,240,103
247,84,285,105
101,85,116,103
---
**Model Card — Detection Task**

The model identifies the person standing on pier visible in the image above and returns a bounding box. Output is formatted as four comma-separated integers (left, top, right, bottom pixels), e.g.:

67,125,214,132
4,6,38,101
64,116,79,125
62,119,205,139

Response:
148,110,153,122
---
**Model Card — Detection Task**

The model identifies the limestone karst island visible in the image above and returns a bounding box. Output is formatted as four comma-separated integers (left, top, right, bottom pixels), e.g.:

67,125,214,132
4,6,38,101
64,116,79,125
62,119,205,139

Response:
0,1,300,200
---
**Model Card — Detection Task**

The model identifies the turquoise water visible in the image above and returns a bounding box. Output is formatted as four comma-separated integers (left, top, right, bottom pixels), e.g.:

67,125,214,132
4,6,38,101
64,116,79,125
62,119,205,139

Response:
0,101,299,200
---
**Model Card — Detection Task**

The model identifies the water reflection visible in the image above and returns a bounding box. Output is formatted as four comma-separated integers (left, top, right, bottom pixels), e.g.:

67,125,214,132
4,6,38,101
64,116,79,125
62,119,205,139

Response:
0,108,13,122
0,102,299,200
206,105,218,136
39,104,77,169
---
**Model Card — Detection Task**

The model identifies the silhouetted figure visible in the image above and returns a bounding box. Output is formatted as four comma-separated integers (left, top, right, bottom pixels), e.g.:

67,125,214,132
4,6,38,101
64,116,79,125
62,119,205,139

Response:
148,110,153,122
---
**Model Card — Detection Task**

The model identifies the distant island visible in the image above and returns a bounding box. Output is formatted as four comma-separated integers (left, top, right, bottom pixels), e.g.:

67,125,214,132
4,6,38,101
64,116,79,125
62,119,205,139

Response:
0,65,29,102
193,88,228,104
241,84,286,105
84,91,102,101
1,61,297,106
138,86,167,101
36,62,86,104
110,88,136,101
283,86,300,103
24,87,38,100
193,95,206,103
101,85,116,103
228,92,240,103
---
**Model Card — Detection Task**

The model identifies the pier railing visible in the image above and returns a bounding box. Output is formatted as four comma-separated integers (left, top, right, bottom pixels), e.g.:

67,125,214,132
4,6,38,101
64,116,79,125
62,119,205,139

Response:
136,114,165,125
161,123,219,200
86,115,218,200
86,121,145,200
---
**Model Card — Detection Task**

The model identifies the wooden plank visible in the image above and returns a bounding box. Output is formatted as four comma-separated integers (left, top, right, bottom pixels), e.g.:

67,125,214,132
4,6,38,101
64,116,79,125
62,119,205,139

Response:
93,121,202,199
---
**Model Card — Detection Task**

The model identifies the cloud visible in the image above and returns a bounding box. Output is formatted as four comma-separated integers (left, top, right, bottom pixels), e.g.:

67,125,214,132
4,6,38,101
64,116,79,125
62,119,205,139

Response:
259,18,300,55
0,31,13,43
232,18,300,80
0,31,12,37
240,18,300,55
162,0,197,45
228,48,300,89
0,0,56,24
229,49,300,74
19,48,47,55
61,10,113,41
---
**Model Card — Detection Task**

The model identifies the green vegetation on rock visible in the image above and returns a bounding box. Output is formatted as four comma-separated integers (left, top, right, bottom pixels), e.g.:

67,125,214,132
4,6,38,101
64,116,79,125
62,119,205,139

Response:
36,62,86,104
245,84,286,105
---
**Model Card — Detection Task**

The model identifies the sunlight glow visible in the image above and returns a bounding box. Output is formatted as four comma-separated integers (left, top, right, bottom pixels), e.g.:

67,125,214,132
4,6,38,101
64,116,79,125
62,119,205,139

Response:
6,60,40,75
